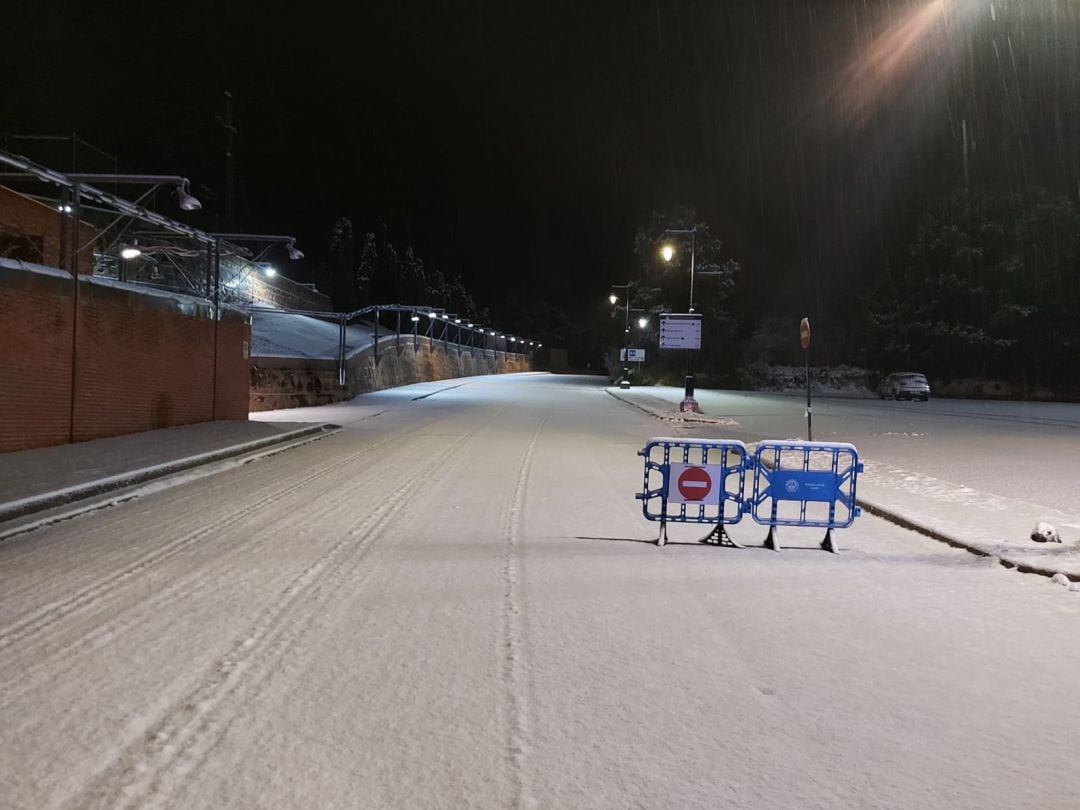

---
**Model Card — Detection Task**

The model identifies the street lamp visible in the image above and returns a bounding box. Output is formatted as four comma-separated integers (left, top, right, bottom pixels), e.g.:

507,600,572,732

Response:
67,174,202,212
661,227,700,412
660,227,696,312
609,284,649,388
211,233,305,261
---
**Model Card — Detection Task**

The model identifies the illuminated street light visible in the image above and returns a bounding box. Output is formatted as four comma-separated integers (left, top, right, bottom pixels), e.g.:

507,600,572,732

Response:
264,266,277,278
638,316,649,328
120,245,141,260
68,173,203,212
662,226,699,411
212,233,305,263
609,293,618,305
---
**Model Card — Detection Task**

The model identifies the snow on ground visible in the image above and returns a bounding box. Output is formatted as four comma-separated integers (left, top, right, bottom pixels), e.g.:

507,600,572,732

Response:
4,375,1080,808
251,310,377,359
618,385,1080,575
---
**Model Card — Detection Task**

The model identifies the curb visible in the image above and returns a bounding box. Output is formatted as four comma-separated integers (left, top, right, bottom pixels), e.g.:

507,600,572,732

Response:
610,387,1077,584
0,423,338,524
605,388,735,425
858,497,1080,583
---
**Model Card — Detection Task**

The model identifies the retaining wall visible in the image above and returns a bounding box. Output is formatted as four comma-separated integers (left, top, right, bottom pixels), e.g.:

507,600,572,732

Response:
250,336,532,411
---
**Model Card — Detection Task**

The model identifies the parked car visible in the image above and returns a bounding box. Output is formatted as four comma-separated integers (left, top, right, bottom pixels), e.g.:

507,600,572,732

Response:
878,372,931,401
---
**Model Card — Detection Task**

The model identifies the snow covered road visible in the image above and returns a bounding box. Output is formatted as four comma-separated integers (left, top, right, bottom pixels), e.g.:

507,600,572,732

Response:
3,374,1080,808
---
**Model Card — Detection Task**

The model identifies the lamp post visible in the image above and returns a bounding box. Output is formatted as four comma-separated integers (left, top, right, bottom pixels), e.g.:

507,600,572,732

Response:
205,233,305,415
67,174,202,211
660,227,700,412
609,285,648,388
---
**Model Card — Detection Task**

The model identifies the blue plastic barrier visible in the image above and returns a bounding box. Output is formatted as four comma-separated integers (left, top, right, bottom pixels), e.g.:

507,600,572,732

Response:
636,437,748,546
746,441,863,552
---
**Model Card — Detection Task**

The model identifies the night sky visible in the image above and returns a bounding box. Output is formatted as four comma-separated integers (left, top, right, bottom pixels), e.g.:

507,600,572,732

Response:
4,1,1079,339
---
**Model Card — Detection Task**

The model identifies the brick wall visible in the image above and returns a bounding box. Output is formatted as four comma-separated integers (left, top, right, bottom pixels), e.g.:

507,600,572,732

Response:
0,185,96,271
0,268,74,450
0,265,251,453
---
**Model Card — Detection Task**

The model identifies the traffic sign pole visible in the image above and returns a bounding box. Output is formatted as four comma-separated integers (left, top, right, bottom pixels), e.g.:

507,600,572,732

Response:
800,317,812,441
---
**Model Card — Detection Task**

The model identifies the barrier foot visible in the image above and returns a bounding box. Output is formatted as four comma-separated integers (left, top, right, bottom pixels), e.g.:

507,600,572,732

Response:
657,522,669,547
763,526,781,551
700,524,744,548
821,529,838,554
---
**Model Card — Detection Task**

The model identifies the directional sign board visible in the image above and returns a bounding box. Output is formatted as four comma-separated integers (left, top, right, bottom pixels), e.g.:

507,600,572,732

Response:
666,463,726,505
659,314,702,350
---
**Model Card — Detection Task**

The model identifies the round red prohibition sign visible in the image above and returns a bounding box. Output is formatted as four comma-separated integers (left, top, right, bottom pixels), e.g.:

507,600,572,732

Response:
677,466,713,501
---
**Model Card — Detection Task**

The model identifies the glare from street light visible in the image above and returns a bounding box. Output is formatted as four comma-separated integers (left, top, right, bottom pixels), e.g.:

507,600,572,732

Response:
120,246,141,260
411,314,420,322
638,316,649,328
264,266,277,277
660,244,675,262
609,294,618,305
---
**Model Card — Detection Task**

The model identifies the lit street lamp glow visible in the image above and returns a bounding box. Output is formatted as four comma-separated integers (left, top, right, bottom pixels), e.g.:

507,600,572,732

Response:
638,316,649,328
660,243,675,262
609,293,618,304
120,246,141,260
263,266,277,277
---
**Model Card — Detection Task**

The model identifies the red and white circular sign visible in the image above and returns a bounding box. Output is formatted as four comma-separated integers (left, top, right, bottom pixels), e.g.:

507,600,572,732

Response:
800,317,811,350
677,466,713,501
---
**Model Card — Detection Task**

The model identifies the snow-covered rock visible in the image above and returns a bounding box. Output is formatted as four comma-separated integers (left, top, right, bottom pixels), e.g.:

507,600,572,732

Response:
1030,522,1062,543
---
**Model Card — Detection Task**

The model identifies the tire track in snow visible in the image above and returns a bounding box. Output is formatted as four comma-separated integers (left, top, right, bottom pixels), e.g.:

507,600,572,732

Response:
66,432,475,810
0,431,408,656
0,477,358,708
501,415,545,810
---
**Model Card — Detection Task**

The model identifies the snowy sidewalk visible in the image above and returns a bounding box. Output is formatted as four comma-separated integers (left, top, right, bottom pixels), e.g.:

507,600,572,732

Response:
0,420,332,522
608,386,1080,580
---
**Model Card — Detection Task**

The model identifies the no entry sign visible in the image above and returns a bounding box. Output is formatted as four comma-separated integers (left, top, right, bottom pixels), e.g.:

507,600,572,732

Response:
667,464,726,505
800,317,811,350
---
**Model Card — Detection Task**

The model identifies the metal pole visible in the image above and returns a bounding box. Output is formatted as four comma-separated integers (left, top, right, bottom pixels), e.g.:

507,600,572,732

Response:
339,314,347,386
623,297,630,386
685,228,697,406
212,239,221,420
396,310,401,352
373,308,380,363
68,184,81,443
806,347,813,441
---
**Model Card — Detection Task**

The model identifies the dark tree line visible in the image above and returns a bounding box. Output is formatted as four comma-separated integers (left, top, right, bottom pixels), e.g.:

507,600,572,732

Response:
863,188,1080,392
315,217,486,324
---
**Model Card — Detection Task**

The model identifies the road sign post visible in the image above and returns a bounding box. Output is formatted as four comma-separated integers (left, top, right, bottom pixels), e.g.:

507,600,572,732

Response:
660,314,703,413
800,317,812,441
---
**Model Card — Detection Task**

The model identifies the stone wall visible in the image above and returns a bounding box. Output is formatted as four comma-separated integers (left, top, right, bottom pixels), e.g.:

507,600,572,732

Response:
250,336,532,411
